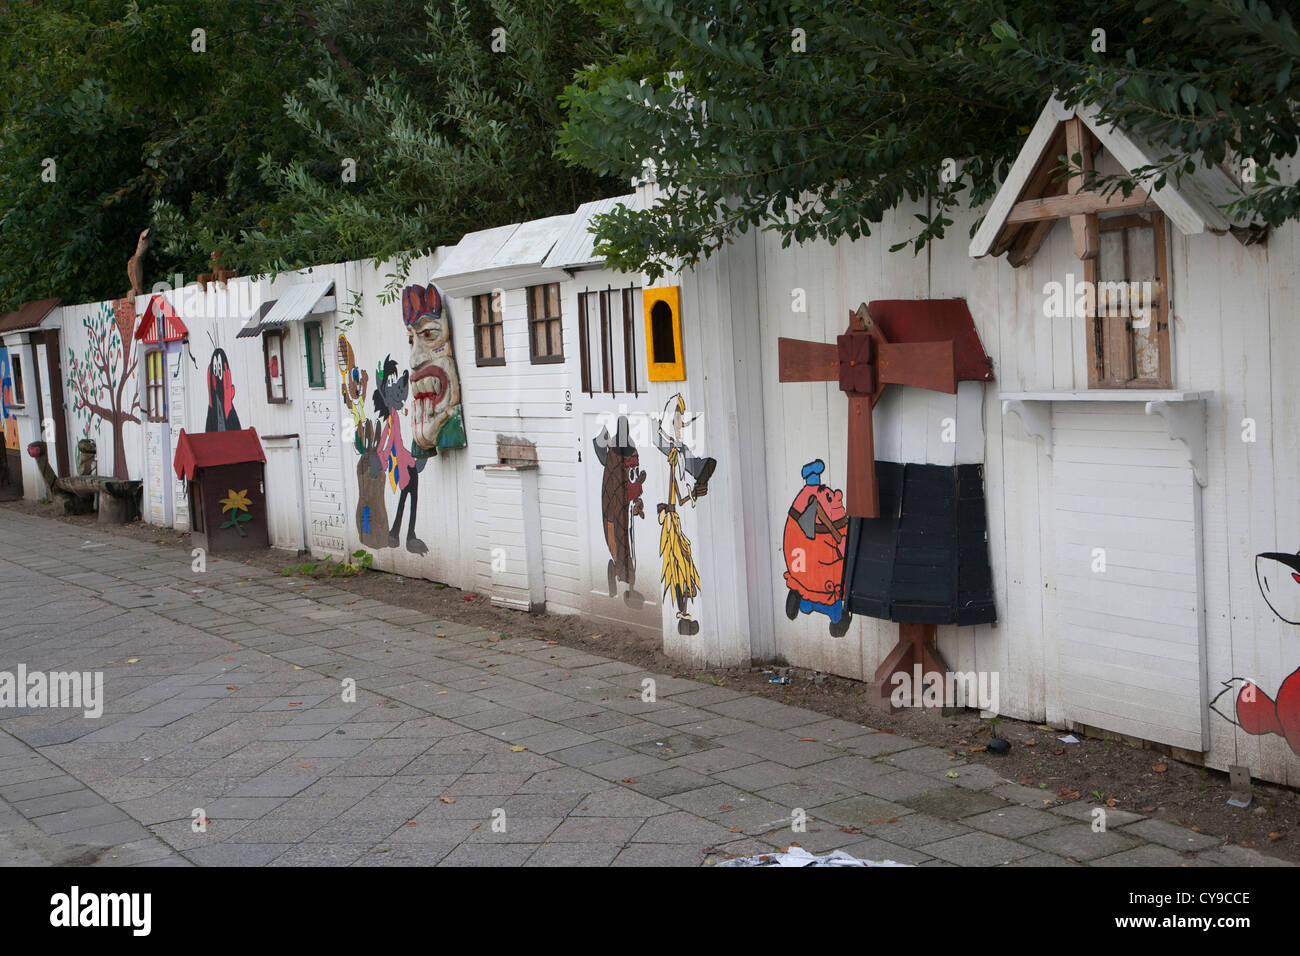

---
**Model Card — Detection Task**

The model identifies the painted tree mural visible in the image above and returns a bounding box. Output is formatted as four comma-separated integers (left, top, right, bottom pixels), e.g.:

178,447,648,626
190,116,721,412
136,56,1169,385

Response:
66,299,139,479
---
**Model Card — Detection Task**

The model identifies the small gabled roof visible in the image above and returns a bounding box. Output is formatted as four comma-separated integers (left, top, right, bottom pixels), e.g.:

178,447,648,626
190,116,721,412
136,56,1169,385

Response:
237,279,334,338
134,295,188,343
970,96,1251,260
432,215,572,295
543,194,636,271
174,428,266,480
0,297,61,335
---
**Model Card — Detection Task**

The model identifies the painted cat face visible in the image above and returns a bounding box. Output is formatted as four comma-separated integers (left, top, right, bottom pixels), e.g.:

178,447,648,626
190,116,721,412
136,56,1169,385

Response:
1256,552,1300,625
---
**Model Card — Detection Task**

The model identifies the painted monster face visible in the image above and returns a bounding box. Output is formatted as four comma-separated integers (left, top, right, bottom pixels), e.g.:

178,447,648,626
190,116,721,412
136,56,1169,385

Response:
403,283,453,451
1257,552,1300,625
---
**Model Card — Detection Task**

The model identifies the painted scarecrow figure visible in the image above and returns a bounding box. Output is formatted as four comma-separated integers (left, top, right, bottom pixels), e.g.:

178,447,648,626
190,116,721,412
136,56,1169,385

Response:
782,459,852,637
593,415,646,607
655,394,716,636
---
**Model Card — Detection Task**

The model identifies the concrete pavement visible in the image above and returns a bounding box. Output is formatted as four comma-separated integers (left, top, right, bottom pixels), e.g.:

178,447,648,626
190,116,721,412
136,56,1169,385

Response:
0,508,1289,867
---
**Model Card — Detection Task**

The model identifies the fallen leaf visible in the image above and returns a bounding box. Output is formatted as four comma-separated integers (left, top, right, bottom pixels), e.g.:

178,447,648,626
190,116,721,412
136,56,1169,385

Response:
545,640,559,645
946,770,959,778
1106,797,1118,807
226,685,238,690
840,827,862,834
223,657,236,661
439,797,456,804
436,633,447,639
1240,841,1257,849
797,737,818,742
509,745,528,752
1269,831,1283,840
620,778,638,784
969,746,987,753
1052,748,1065,755
1059,788,1081,800
436,691,447,695
1024,740,1037,747
405,821,418,827
665,748,676,754
1019,777,1034,786
293,665,303,671
718,805,734,811
126,658,140,664
289,701,302,707
877,729,895,735
488,637,501,643
727,827,743,833
1152,764,1168,773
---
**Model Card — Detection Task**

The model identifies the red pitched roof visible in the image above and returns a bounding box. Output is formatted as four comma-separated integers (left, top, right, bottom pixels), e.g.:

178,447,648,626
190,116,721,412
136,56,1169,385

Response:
174,428,266,480
0,297,61,334
867,299,995,383
135,295,188,343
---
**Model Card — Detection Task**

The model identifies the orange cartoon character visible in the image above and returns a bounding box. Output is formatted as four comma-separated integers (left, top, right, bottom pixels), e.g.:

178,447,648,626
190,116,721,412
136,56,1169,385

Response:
782,459,852,637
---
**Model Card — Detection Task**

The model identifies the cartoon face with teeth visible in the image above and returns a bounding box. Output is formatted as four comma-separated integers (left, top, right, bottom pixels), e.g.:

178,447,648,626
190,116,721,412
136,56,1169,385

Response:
402,283,465,453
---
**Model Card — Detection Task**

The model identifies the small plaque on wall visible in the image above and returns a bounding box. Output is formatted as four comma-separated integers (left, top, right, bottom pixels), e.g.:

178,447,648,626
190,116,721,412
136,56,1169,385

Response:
643,286,685,381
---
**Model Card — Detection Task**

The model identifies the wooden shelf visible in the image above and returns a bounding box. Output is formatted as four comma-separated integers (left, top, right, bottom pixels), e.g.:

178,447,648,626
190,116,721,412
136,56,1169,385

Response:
1000,390,1210,486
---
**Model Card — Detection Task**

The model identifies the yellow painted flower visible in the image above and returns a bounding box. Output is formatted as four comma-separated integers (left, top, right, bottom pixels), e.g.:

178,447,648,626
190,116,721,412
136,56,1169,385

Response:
220,489,252,514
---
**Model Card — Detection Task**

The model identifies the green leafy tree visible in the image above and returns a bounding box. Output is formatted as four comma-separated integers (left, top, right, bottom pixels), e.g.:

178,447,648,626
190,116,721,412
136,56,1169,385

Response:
186,0,626,298
560,0,1299,280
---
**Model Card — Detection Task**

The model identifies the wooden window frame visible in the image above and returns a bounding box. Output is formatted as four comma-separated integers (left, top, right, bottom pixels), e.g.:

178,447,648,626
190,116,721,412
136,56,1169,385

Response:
263,328,288,404
527,283,564,364
643,286,686,381
1084,211,1172,389
576,286,644,397
8,352,24,407
304,320,326,389
145,348,167,422
473,292,506,367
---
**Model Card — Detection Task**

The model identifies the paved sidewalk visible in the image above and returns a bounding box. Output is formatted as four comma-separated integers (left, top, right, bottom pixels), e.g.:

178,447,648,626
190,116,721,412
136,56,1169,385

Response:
0,509,1290,867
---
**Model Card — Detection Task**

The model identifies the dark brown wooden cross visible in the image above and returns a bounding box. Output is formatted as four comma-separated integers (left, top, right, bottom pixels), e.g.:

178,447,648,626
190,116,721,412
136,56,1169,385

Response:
778,304,957,518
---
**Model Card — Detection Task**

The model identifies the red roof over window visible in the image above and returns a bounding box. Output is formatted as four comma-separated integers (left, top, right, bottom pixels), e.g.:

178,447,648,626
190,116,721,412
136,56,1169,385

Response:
135,295,188,344
867,299,995,383
174,428,266,480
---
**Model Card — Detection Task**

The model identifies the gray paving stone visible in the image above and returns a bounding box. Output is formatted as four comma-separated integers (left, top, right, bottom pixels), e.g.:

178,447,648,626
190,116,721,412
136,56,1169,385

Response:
966,806,1063,838
1117,818,1223,852
183,843,291,866
632,811,736,844
611,843,707,866
813,795,914,828
525,842,623,866
920,831,1038,866
1021,823,1143,861
902,789,1011,820
1051,800,1144,827
1089,844,1197,867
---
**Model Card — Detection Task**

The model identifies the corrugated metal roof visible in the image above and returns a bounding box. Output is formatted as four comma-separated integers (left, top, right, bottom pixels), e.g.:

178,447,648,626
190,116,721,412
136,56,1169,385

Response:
432,224,521,283
433,214,573,285
543,195,634,270
0,297,61,334
236,280,332,338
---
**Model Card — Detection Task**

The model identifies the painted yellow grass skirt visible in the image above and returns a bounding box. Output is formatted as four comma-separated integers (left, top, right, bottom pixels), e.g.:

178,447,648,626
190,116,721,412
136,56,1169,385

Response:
659,508,700,601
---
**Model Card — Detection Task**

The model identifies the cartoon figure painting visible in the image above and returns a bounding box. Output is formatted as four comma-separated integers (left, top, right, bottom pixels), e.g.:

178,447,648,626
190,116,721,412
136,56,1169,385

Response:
0,347,17,452
370,356,428,554
403,283,465,454
1210,551,1300,754
782,459,852,637
594,415,646,607
338,334,389,549
655,394,715,636
205,348,241,433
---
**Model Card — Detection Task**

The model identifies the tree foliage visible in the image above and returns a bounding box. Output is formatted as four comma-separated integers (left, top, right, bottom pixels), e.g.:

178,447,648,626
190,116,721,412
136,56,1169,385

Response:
560,0,1300,280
